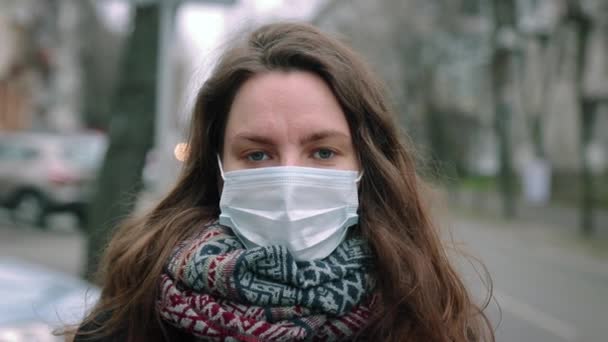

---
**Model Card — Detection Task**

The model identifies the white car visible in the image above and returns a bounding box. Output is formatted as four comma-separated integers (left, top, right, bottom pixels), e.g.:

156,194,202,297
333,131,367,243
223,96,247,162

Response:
0,132,108,228
0,258,100,342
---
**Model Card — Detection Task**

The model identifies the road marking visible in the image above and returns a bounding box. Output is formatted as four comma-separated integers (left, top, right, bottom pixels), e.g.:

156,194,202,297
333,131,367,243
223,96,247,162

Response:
494,289,579,341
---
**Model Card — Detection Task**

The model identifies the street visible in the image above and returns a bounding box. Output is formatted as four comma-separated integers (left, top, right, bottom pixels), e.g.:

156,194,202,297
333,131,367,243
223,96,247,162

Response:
0,210,85,277
450,213,608,342
0,209,607,341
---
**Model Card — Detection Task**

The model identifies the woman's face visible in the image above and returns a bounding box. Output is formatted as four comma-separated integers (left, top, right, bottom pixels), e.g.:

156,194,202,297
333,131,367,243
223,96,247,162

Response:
222,71,359,172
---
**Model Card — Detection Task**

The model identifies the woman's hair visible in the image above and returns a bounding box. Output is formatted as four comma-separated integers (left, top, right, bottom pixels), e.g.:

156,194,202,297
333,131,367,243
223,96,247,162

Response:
76,22,494,341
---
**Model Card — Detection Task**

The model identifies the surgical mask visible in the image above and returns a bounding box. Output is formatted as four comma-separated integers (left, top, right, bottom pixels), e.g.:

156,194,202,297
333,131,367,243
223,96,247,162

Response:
218,158,361,261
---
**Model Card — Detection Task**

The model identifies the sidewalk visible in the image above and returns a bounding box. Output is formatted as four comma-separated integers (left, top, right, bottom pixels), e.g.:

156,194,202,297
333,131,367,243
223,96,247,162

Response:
450,188,608,240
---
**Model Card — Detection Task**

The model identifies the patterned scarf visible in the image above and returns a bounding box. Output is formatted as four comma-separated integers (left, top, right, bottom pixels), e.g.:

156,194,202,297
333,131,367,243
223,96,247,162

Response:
157,222,376,341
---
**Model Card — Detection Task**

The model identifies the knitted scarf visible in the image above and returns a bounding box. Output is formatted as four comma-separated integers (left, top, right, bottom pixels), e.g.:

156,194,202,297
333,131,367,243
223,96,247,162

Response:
157,222,376,341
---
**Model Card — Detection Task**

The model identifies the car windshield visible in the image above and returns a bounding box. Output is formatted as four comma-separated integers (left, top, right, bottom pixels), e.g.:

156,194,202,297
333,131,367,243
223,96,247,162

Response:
62,135,107,168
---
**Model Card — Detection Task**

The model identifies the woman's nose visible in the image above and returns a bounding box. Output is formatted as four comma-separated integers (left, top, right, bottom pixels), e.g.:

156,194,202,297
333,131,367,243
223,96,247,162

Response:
278,149,302,167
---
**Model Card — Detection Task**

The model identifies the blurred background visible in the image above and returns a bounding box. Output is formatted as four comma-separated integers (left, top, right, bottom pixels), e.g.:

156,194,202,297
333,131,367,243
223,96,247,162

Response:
0,0,607,341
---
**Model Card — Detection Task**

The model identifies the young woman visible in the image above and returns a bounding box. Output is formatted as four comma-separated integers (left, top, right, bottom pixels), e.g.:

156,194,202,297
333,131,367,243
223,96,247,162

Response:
73,22,493,341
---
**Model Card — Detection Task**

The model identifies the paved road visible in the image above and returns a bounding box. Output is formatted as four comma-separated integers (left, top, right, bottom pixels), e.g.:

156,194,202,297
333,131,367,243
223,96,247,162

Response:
0,210,85,276
1,208,606,341
449,214,608,342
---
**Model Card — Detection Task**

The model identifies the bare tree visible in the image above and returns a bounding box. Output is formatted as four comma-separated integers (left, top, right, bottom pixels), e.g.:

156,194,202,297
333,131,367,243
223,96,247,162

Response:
564,0,597,236
491,0,518,218
79,0,127,130
84,3,159,281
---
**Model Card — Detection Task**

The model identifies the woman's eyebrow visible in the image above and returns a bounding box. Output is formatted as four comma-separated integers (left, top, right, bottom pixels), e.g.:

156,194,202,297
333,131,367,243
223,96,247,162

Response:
300,130,351,145
231,130,351,146
232,132,277,146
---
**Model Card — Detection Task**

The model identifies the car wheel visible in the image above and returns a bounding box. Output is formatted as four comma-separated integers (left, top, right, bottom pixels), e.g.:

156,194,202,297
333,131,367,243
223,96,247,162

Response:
12,192,47,228
73,207,88,230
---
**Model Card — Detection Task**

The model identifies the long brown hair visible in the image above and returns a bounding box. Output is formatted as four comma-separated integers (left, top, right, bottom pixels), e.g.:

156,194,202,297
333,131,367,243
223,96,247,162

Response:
74,22,494,341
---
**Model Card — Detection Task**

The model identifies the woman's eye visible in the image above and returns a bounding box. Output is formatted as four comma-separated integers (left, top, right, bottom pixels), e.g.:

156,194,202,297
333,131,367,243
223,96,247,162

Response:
313,149,335,160
247,151,269,162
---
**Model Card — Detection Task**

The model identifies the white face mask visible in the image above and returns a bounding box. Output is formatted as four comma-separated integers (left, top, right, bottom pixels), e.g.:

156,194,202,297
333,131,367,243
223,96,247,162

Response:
218,158,361,261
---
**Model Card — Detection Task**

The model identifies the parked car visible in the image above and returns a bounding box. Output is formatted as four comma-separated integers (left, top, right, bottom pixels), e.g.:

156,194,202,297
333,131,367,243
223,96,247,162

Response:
0,132,108,228
0,258,100,342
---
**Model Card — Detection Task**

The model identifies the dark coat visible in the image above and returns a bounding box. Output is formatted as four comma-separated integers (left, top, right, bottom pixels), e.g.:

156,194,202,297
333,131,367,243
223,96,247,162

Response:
73,311,196,342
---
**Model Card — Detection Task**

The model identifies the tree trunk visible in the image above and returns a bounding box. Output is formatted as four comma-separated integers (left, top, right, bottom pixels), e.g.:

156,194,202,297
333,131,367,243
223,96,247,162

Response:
422,68,450,178
532,34,552,159
566,1,595,236
491,0,517,219
84,4,159,281
580,101,597,236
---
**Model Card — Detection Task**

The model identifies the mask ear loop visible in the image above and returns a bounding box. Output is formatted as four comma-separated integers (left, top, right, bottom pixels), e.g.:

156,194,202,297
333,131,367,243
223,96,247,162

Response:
216,154,226,180
355,171,364,183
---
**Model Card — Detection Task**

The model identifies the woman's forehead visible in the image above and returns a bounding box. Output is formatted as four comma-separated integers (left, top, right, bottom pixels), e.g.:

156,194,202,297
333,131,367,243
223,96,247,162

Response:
224,71,351,142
